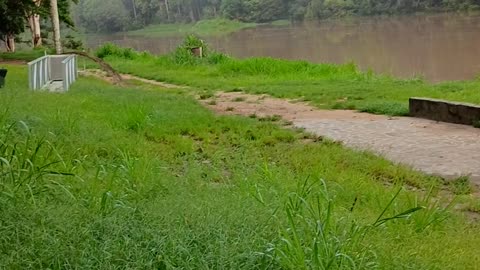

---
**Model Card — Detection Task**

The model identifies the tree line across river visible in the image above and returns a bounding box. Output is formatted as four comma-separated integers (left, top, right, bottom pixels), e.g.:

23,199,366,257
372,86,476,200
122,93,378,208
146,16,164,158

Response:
1,0,479,52
75,0,480,32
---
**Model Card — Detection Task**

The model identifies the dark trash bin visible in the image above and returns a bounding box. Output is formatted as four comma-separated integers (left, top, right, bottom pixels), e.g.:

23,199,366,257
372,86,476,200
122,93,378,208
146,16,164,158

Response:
0,69,7,88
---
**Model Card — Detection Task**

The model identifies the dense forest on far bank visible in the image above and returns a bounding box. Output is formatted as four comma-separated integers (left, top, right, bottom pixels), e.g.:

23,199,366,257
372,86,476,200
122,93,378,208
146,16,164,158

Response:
75,0,480,33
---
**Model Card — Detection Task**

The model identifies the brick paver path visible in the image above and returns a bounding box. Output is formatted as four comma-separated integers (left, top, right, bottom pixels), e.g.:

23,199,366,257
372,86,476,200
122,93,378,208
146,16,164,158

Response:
82,71,480,185
204,92,480,184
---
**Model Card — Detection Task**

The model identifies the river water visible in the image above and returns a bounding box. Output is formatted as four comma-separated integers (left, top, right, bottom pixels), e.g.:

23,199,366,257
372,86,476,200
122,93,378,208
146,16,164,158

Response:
86,13,480,82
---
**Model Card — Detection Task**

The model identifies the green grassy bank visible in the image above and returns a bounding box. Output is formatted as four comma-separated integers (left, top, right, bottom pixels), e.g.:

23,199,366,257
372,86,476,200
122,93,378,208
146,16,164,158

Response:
0,49,51,62
1,64,480,268
99,43,480,116
126,19,259,37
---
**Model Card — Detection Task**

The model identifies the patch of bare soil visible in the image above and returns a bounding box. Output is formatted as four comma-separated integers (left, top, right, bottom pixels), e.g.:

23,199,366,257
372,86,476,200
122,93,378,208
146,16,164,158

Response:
201,91,480,187
80,69,185,89
120,74,185,89
79,71,480,188
200,91,390,121
0,60,27,65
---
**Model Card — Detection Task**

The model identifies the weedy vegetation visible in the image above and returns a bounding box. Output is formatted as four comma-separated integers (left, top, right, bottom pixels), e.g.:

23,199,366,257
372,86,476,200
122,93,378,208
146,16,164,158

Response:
98,37,480,116
1,44,480,268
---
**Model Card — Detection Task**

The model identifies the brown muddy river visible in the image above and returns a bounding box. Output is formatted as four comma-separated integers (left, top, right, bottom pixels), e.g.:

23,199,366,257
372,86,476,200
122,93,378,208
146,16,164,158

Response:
86,13,480,82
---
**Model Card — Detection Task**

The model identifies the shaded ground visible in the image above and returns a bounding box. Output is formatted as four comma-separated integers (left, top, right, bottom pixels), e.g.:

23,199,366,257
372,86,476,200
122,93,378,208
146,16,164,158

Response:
0,60,27,65
201,92,480,185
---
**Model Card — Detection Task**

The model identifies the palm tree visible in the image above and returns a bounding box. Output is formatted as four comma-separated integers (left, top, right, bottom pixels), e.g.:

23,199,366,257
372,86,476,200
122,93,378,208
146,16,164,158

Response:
50,0,62,54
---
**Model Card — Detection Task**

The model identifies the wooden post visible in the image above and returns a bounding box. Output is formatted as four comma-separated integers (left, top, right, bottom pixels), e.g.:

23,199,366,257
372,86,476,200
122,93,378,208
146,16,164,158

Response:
191,47,203,58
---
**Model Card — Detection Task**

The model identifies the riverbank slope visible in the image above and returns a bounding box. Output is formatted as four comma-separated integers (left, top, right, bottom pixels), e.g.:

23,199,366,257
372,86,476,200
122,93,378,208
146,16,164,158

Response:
1,64,480,268
98,43,480,117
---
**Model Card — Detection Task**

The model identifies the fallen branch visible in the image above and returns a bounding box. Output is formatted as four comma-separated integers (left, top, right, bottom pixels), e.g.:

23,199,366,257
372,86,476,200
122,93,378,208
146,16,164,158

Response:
63,51,123,83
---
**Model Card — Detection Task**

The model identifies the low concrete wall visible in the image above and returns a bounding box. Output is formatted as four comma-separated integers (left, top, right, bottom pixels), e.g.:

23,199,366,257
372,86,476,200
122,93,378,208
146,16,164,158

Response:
409,97,480,125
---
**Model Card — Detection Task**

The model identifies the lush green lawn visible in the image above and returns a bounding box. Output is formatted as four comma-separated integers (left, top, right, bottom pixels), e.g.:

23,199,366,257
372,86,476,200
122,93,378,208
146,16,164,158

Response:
0,49,52,62
1,64,479,268
126,19,258,37
0,50,97,68
100,45,480,117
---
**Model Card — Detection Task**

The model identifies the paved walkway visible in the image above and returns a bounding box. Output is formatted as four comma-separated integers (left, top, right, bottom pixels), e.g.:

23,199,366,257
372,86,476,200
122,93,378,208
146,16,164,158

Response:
202,92,480,185
79,70,480,185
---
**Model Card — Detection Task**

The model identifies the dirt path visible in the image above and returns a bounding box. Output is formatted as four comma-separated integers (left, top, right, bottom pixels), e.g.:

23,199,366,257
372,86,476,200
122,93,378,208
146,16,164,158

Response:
79,69,184,89
0,60,27,65
79,70,480,184
201,92,480,185
7,62,480,185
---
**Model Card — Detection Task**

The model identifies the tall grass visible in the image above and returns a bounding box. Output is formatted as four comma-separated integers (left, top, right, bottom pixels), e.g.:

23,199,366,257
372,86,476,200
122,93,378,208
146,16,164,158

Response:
269,178,436,269
274,179,373,269
99,41,480,116
0,65,479,268
0,118,74,203
0,49,53,62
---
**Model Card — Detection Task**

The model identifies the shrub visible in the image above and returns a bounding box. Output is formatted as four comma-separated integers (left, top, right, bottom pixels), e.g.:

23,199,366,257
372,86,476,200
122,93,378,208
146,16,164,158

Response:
95,43,137,59
63,35,84,50
170,35,208,65
206,51,231,64
182,34,206,49
170,35,229,65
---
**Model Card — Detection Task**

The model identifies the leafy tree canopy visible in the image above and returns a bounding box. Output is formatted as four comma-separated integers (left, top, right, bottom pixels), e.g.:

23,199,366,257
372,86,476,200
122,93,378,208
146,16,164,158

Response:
73,0,480,33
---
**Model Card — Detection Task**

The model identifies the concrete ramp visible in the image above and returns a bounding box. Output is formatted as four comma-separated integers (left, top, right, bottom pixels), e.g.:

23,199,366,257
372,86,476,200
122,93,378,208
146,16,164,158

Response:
28,54,78,92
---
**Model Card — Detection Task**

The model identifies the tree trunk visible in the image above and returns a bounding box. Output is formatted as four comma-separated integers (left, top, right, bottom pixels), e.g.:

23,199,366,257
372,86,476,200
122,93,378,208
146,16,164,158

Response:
63,51,123,83
28,0,43,48
164,0,170,21
176,3,181,20
132,0,137,19
28,14,42,48
50,0,62,54
189,8,195,22
5,34,16,52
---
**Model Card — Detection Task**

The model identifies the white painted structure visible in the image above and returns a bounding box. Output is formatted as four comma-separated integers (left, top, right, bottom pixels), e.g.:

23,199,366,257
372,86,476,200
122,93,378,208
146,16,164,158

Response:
61,55,78,91
28,55,78,92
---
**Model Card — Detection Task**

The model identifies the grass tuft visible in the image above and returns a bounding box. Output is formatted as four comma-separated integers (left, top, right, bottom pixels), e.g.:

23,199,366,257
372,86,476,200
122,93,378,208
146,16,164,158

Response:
1,58,480,268
98,43,480,116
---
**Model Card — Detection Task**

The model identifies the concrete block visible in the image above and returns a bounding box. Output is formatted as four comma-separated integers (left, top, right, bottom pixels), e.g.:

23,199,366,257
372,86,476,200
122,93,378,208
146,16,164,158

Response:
409,97,480,125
